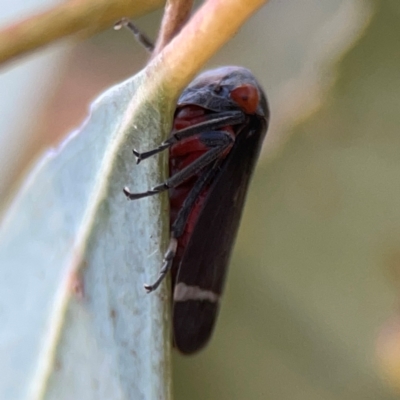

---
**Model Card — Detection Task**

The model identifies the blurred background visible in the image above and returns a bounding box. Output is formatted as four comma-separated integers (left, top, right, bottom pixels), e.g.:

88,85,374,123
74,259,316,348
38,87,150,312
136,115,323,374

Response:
2,0,400,398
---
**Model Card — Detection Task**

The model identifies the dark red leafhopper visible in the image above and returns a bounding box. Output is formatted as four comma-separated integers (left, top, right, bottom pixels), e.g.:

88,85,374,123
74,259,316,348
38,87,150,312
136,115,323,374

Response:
124,66,269,353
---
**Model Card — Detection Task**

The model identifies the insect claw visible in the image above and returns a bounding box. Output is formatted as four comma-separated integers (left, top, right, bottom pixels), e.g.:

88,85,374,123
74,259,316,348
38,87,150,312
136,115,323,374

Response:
123,187,148,200
113,18,129,30
144,283,155,293
123,187,133,197
132,149,142,164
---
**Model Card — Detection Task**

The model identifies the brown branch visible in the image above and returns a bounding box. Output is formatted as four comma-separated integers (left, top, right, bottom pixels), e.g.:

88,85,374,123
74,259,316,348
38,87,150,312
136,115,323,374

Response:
152,0,194,57
0,0,165,66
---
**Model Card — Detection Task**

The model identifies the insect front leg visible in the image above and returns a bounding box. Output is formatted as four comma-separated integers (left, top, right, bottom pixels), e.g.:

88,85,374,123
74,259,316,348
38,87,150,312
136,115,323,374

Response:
144,161,221,293
133,111,244,164
124,130,234,200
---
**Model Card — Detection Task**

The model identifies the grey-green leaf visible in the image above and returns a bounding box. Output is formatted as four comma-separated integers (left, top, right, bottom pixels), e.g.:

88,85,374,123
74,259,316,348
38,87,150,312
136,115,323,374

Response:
0,69,172,400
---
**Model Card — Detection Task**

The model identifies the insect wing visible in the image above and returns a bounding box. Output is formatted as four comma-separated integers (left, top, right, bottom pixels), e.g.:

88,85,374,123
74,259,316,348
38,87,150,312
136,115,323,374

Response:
173,118,268,354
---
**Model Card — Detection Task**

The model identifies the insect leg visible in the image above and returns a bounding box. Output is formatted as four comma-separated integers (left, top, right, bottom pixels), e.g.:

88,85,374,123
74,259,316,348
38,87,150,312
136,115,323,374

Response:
144,161,221,293
124,130,234,200
114,18,154,53
133,111,245,163
144,238,177,293
171,160,220,238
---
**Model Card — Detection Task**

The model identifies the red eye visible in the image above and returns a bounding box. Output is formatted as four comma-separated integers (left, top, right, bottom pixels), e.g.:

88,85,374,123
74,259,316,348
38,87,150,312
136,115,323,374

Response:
230,84,259,114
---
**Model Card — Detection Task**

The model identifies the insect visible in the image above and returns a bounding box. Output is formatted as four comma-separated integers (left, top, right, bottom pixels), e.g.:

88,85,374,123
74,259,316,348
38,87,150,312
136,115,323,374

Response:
124,66,269,353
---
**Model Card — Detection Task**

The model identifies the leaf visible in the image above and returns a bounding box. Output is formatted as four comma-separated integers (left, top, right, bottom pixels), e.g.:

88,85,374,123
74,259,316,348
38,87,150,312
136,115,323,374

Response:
0,69,173,400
